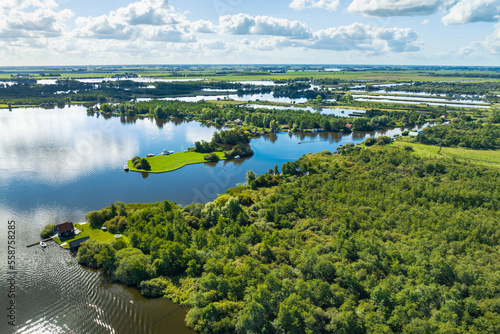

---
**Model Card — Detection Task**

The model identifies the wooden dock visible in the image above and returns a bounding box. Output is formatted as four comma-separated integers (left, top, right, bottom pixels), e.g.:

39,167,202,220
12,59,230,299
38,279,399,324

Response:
26,237,54,248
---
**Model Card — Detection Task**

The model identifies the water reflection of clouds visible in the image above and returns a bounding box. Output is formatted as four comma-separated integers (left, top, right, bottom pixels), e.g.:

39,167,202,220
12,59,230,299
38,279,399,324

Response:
0,107,138,185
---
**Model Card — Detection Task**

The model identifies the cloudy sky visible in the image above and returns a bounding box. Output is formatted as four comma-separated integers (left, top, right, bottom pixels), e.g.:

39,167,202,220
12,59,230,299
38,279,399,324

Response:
1,0,499,66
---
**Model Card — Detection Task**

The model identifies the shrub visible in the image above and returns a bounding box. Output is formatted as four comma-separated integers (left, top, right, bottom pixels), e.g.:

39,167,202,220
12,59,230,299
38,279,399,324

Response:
376,136,392,146
404,145,414,151
204,153,220,162
133,158,151,170
363,137,377,147
140,277,170,297
86,210,106,228
40,224,56,238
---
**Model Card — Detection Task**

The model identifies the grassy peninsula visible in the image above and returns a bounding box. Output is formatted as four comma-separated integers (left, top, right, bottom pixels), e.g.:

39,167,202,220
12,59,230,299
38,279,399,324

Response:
128,151,227,173
128,128,254,173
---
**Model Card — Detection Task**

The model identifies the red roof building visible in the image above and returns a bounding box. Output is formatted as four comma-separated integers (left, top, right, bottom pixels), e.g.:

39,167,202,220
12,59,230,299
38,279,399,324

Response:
56,222,75,238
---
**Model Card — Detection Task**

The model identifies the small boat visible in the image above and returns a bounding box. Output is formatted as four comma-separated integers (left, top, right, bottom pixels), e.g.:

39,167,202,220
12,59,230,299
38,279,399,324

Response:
124,165,129,171
146,153,155,157
40,241,47,248
235,155,241,159
160,150,174,155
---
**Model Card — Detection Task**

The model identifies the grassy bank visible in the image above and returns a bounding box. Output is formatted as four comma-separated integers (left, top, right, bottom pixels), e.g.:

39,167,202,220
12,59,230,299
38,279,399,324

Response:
392,141,500,168
53,223,129,249
128,151,227,173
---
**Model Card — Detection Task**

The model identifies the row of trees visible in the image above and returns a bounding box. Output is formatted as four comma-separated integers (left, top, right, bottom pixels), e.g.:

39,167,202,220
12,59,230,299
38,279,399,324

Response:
119,100,438,134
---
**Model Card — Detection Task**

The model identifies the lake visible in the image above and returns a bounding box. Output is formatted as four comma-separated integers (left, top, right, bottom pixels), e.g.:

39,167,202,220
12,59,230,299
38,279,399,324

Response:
0,105,424,333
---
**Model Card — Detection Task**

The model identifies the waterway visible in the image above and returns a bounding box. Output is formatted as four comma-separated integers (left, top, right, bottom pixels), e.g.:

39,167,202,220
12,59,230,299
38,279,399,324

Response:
0,105,427,333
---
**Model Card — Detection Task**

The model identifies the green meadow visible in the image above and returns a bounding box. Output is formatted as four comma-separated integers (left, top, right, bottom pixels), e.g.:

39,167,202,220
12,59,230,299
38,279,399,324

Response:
392,141,500,168
128,151,227,173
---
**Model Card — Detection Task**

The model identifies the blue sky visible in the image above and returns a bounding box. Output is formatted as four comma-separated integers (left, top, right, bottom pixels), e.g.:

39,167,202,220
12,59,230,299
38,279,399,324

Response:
0,0,498,66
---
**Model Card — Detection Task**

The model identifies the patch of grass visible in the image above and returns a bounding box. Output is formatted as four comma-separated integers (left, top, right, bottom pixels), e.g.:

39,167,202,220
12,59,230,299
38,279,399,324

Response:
52,223,129,249
392,141,500,168
128,151,227,173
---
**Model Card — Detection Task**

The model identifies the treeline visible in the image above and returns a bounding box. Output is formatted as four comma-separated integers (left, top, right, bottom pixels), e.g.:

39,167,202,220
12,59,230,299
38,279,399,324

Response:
416,120,500,149
79,147,500,333
386,81,500,100
114,100,436,133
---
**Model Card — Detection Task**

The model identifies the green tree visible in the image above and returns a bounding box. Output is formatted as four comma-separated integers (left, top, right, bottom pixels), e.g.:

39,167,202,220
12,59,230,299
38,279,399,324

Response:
235,300,271,334
114,248,154,286
201,202,220,229
204,153,220,162
40,224,56,238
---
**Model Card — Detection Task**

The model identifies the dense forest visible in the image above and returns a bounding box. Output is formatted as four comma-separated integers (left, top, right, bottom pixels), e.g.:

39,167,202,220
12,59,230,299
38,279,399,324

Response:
79,146,500,333
416,120,500,149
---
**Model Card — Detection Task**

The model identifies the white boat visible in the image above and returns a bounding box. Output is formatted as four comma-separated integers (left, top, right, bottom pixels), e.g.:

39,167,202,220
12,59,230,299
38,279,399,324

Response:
40,241,47,248
124,165,129,171
161,149,174,155
235,155,241,159
146,153,155,157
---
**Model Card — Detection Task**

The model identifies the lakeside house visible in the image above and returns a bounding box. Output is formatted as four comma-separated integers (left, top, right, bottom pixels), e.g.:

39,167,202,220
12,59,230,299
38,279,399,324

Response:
56,222,75,238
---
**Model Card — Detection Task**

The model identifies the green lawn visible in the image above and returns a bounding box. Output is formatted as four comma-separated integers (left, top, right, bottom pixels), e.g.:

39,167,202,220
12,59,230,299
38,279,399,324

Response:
53,223,129,249
392,141,500,168
128,151,227,173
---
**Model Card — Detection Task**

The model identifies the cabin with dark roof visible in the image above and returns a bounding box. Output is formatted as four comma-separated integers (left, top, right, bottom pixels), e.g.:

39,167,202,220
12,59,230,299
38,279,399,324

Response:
69,236,90,251
56,222,75,238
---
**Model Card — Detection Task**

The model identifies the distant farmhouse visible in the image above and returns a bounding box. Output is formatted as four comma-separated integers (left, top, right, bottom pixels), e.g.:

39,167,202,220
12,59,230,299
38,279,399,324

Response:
56,222,75,238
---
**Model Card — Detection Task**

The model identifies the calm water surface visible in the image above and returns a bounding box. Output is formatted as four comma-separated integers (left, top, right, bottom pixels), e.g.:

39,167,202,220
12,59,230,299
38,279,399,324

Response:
0,105,423,334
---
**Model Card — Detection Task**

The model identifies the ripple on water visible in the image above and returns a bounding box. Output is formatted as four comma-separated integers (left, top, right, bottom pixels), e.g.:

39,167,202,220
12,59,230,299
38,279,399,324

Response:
1,244,194,334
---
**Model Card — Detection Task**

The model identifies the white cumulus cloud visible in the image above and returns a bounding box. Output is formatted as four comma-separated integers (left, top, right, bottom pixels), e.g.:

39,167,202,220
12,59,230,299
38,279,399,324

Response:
290,0,340,11
309,23,420,53
442,0,500,25
74,0,194,42
347,0,445,17
347,0,500,25
219,14,312,39
460,23,500,55
0,0,73,40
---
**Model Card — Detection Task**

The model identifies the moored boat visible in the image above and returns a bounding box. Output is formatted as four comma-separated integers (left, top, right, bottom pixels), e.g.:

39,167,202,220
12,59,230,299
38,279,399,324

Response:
40,241,47,248
161,149,175,155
